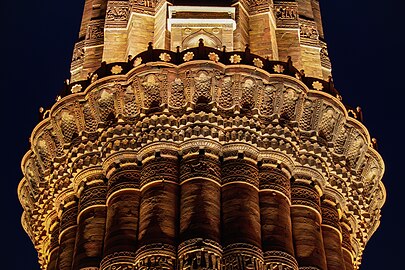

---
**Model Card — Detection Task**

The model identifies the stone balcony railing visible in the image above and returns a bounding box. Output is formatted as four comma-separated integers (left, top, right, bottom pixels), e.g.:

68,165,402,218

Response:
55,41,362,121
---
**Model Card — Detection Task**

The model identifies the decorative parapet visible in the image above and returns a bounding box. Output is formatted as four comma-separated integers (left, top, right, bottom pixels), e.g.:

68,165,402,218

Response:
60,42,347,115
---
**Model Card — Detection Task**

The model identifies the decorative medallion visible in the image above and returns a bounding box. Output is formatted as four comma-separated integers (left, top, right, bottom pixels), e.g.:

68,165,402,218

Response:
253,58,264,68
183,52,194,62
91,73,98,83
111,65,123,74
71,84,82,93
273,64,284,73
312,81,324,91
230,54,242,64
159,52,171,62
208,52,220,62
134,57,143,67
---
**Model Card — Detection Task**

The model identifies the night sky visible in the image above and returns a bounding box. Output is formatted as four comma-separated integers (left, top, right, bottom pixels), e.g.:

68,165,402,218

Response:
1,1,404,269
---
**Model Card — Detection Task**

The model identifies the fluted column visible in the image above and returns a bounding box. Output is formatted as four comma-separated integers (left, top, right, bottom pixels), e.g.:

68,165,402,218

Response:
58,195,78,270
73,174,107,270
47,218,60,270
321,195,345,270
135,150,179,269
101,164,141,270
291,173,327,270
259,161,298,270
178,144,222,270
221,148,263,270
341,220,355,270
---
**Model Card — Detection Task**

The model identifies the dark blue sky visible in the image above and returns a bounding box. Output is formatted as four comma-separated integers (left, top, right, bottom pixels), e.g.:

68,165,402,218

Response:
1,1,403,269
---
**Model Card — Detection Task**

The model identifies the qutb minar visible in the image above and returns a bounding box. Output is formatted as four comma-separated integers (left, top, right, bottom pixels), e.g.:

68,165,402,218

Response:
18,0,386,270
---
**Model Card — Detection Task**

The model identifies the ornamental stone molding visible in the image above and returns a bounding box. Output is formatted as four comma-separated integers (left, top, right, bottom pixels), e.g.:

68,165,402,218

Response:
19,45,385,269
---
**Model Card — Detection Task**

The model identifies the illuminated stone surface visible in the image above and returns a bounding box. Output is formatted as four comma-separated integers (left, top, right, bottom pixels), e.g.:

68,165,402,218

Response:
18,1,385,270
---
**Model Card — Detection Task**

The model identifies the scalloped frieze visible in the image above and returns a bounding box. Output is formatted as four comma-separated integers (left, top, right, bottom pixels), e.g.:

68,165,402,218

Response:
18,61,385,269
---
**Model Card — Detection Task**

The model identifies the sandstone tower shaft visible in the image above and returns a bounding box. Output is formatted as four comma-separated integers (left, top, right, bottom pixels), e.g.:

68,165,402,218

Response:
18,1,385,270
71,0,331,82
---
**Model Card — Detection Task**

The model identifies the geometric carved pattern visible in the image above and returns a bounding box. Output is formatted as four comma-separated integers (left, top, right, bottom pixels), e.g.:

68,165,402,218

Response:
83,102,98,131
60,203,78,233
259,167,291,199
223,243,264,270
140,157,178,187
281,88,299,121
79,181,107,212
222,159,259,187
291,183,321,214
263,250,298,270
135,244,176,270
100,251,135,270
180,155,221,184
19,61,385,270
321,203,340,230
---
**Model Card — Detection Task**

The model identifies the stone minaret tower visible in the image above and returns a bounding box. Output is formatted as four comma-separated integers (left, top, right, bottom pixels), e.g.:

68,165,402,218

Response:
18,1,385,270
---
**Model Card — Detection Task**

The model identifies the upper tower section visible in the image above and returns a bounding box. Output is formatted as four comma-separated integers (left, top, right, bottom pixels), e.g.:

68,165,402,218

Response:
70,0,331,82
